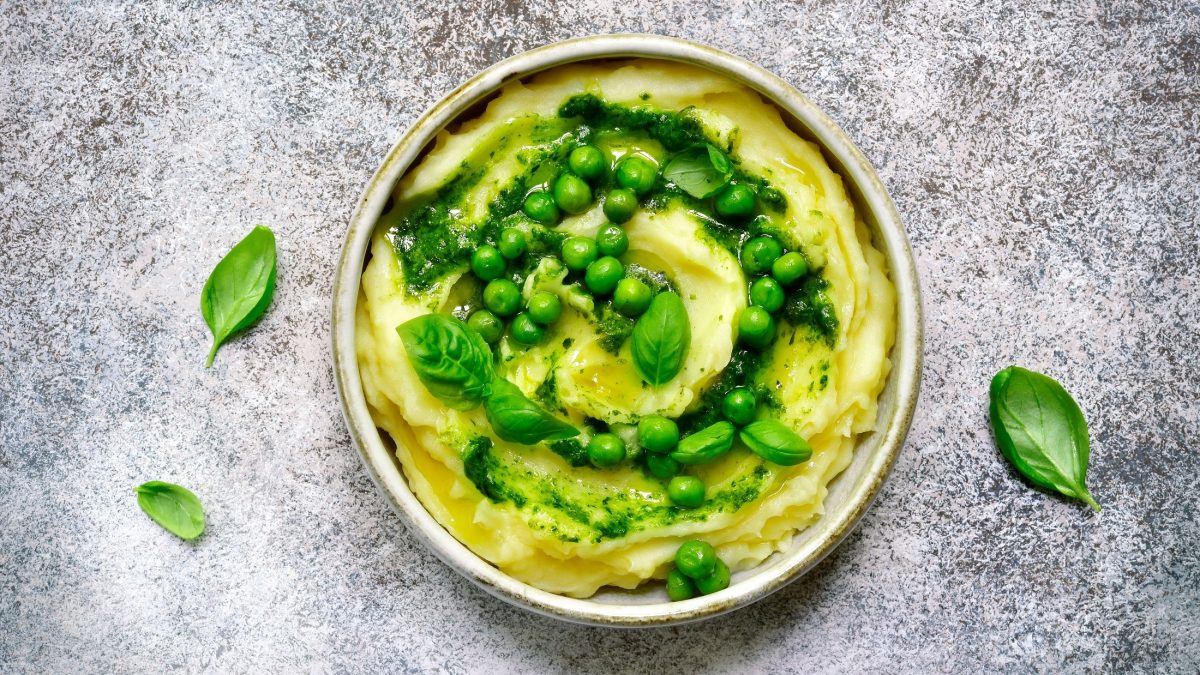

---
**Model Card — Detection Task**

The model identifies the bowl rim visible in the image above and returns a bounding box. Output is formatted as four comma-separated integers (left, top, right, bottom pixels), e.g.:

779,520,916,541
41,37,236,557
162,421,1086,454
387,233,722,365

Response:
331,33,923,627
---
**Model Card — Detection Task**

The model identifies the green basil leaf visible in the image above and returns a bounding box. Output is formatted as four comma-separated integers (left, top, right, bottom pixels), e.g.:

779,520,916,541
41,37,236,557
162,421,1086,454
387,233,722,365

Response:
631,292,691,385
135,481,205,540
397,314,495,410
989,366,1100,511
485,378,579,444
670,421,735,465
663,144,733,198
739,419,813,466
201,225,277,367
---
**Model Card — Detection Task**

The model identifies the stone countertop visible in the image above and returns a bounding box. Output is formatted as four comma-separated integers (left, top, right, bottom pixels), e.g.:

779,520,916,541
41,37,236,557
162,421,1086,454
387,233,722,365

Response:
2,1,1197,672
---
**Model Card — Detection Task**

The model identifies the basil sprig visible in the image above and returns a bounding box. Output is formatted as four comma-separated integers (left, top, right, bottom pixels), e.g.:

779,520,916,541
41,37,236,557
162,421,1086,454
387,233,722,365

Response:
670,421,735,465
739,419,813,465
135,481,206,540
201,225,277,367
631,292,691,385
662,143,733,198
398,313,578,444
485,379,580,444
397,314,495,410
990,366,1100,510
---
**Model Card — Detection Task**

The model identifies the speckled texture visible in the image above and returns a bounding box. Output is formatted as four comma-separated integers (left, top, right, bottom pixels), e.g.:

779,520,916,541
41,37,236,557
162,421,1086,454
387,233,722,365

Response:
1,1,1197,672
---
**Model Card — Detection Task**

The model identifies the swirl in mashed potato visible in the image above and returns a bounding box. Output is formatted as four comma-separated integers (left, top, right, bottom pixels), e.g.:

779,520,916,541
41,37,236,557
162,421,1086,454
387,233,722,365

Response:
356,59,895,598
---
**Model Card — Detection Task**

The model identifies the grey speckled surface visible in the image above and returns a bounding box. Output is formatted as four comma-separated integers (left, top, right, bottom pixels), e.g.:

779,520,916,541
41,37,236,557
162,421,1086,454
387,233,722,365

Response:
2,0,1198,672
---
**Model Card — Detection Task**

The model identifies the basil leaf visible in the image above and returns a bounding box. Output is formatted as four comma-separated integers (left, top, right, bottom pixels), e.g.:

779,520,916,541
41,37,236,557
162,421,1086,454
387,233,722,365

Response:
989,366,1100,511
670,421,735,465
485,378,580,444
631,292,691,385
397,314,495,410
739,419,813,466
201,225,277,367
663,144,733,198
135,481,205,540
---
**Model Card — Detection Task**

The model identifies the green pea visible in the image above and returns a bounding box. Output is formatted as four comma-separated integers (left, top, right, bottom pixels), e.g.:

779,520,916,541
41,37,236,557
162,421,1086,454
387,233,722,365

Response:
612,277,652,317
482,279,521,317
740,236,783,276
737,306,776,349
587,433,626,467
585,256,624,295
666,569,697,602
603,188,638,224
668,475,705,508
675,540,717,579
522,191,559,224
721,387,757,426
771,251,809,286
466,309,503,344
497,227,527,259
568,145,606,180
596,224,629,257
694,558,730,595
645,453,681,479
526,291,561,325
561,237,598,271
553,173,592,215
471,245,505,281
508,312,544,345
748,276,785,313
615,155,657,195
638,416,680,454
714,183,756,219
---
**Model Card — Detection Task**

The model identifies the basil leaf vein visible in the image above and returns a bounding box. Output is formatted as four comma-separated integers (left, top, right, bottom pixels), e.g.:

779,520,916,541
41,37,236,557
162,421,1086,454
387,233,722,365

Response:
135,481,205,540
739,419,812,465
989,366,1100,511
631,292,691,386
397,314,495,410
484,378,579,444
670,421,735,465
663,143,733,198
201,225,277,367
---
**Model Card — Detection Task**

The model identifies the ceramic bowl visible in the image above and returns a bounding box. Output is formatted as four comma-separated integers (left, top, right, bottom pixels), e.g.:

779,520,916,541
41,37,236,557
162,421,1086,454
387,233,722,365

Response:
332,34,922,626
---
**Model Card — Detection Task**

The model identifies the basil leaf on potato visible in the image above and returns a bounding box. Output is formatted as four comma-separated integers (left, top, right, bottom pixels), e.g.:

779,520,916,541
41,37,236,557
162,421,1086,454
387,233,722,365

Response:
484,378,579,445
670,421,735,465
739,419,812,466
397,314,495,410
631,292,690,386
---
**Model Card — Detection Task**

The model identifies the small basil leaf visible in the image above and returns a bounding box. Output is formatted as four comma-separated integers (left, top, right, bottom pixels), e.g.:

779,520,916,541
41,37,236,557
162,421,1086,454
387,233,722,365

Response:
739,419,813,466
631,292,691,385
989,366,1100,511
663,144,733,198
135,481,205,540
485,378,580,444
670,421,735,465
201,225,277,367
397,314,495,410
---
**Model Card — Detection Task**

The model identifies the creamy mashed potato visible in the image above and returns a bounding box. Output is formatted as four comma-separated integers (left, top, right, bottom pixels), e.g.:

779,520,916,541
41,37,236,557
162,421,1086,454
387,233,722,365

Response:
356,60,895,597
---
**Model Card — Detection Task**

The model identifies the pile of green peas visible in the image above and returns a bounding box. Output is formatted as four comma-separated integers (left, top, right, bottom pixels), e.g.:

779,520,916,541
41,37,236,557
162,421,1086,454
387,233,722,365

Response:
634,415,710,508
465,226,566,347
667,540,730,601
521,144,658,228
736,235,810,350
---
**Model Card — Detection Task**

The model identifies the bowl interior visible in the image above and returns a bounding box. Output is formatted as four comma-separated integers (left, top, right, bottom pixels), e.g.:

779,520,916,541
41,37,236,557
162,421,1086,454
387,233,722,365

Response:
332,35,922,626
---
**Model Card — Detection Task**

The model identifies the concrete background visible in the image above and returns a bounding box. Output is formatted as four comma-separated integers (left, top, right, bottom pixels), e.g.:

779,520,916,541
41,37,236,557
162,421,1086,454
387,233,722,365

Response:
2,0,1197,672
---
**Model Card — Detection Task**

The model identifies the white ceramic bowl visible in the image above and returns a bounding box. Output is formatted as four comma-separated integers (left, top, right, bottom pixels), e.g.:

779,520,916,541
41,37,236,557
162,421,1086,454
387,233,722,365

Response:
332,34,922,626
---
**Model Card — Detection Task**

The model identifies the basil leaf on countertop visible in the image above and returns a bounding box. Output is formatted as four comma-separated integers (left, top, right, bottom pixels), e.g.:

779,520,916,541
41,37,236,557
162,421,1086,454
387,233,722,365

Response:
397,314,495,410
135,481,206,540
201,225,277,367
631,291,691,386
663,144,733,198
989,366,1100,511
670,421,735,465
484,378,580,445
739,419,813,466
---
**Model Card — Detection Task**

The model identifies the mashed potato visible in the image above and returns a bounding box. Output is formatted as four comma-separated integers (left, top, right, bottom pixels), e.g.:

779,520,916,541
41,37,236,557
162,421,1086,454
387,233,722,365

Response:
356,59,895,597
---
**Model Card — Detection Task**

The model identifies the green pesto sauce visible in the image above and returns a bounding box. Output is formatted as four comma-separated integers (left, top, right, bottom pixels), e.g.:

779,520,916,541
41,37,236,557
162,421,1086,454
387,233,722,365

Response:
464,435,771,543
